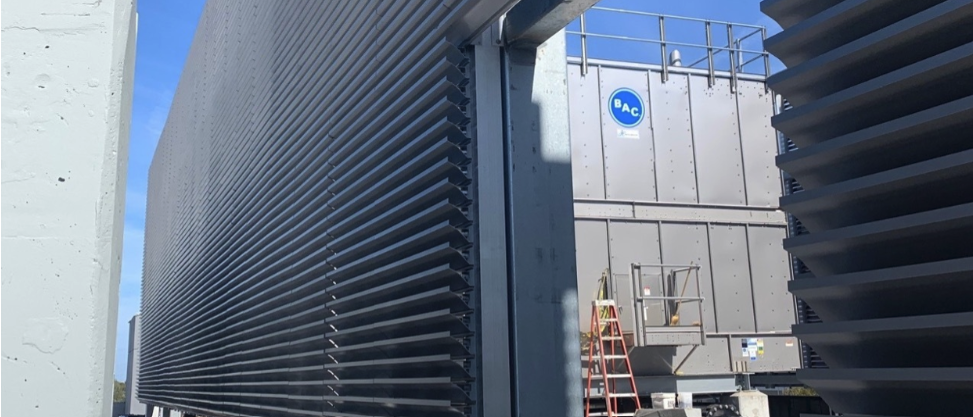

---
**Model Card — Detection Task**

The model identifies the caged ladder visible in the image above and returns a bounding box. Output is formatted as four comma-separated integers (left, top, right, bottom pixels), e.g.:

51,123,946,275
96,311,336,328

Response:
585,299,642,417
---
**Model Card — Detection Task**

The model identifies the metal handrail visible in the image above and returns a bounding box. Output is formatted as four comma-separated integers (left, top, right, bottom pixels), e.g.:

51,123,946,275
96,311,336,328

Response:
563,31,767,55
631,263,698,269
568,6,772,86
637,296,703,302
628,263,707,347
590,6,766,29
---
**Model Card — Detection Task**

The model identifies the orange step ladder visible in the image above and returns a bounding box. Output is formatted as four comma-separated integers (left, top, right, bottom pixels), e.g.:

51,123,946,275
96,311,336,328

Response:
585,299,641,417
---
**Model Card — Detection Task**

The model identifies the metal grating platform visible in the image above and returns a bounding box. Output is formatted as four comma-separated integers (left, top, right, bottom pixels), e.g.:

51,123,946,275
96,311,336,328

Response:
763,0,973,415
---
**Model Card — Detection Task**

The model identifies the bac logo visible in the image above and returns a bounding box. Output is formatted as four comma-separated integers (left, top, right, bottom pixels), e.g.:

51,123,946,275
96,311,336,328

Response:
608,88,644,128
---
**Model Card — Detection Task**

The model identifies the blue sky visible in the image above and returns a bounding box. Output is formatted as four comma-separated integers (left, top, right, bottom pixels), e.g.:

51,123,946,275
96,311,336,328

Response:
113,0,782,380
114,0,205,380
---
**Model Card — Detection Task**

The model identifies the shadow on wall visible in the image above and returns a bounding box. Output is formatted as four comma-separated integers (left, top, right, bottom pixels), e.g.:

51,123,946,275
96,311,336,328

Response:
502,34,584,417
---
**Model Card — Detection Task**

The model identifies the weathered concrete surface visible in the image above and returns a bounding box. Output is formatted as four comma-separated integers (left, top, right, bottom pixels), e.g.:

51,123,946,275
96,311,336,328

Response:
1,0,136,416
730,390,770,417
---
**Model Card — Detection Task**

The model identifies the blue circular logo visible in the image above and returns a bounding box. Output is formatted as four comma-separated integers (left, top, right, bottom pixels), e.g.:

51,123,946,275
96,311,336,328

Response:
608,88,645,128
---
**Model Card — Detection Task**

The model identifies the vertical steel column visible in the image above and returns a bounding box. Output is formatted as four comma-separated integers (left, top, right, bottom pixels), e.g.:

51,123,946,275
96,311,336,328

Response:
473,29,511,417
503,30,583,417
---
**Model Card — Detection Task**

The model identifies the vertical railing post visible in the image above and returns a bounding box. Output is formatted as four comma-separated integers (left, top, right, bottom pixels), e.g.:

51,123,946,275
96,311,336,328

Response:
727,24,737,93
735,38,743,71
659,15,668,83
580,12,589,76
631,264,644,347
762,26,771,91
694,267,706,345
705,21,715,88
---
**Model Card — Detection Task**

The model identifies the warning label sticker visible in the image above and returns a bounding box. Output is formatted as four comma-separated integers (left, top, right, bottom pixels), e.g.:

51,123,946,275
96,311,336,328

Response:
742,338,764,361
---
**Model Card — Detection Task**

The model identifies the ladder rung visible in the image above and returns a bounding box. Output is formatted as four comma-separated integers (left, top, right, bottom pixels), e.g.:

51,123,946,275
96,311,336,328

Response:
590,392,639,398
588,303,636,413
591,355,628,359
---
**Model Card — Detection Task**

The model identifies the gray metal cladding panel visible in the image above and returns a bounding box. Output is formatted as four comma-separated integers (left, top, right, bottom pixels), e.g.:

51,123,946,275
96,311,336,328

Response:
658,223,716,333
746,226,794,332
766,0,973,413
608,221,662,330
567,64,783,208
574,218,799,375
137,1,516,416
628,338,732,375
568,63,794,375
670,338,732,375
606,220,663,277
598,67,656,201
649,73,698,204
736,82,780,208
688,76,747,206
729,337,801,373
568,65,606,199
574,220,610,332
707,225,757,334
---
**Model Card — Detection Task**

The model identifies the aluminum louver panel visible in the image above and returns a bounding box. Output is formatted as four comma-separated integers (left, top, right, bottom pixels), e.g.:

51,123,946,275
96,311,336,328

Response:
139,1,517,416
764,0,973,415
777,102,822,369
795,299,825,369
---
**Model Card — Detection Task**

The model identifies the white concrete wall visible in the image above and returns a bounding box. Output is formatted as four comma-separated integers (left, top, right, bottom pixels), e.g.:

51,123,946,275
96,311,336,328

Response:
1,1,137,416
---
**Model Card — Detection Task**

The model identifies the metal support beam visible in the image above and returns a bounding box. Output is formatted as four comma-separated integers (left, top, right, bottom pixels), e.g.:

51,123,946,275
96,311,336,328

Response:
503,30,583,417
574,200,787,226
505,0,599,47
446,0,522,44
473,30,512,417
632,374,739,395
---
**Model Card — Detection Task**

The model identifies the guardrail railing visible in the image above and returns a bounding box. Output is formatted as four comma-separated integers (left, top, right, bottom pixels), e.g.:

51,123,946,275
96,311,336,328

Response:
566,7,772,91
